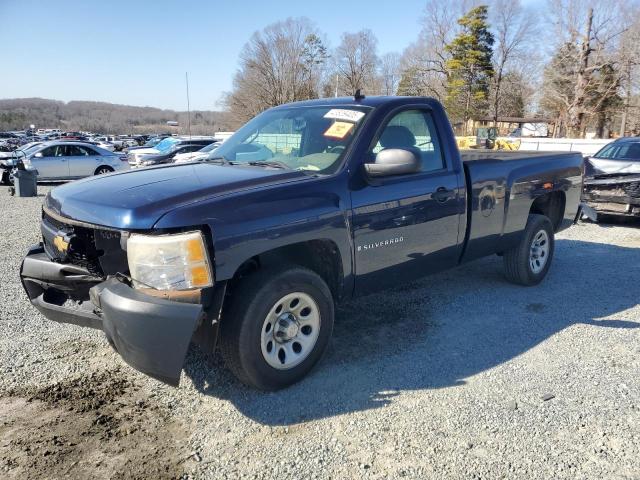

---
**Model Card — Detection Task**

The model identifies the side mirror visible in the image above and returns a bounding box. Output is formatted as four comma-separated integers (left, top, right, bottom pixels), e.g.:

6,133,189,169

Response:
364,148,421,178
34,152,43,158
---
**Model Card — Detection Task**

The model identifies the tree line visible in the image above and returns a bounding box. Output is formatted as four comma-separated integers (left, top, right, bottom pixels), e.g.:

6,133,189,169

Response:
224,0,640,138
0,98,233,135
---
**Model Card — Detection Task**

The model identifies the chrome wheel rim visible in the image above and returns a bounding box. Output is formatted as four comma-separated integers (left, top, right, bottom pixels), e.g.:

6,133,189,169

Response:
260,292,321,370
529,230,549,274
96,168,111,175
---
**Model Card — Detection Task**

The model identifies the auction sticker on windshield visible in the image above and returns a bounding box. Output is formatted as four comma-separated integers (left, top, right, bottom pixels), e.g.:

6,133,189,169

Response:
324,109,365,123
324,121,354,139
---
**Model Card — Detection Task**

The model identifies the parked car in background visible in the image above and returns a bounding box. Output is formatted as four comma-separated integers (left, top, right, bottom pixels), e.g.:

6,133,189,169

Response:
582,137,640,218
87,137,116,152
92,136,136,151
126,135,170,152
127,136,217,167
134,140,218,167
172,141,221,164
17,141,128,181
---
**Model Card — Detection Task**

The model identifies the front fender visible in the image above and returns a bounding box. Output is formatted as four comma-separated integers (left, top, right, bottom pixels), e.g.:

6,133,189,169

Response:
153,174,354,297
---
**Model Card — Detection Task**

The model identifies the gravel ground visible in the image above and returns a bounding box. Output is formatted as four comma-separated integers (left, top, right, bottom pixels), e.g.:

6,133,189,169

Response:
1,185,639,479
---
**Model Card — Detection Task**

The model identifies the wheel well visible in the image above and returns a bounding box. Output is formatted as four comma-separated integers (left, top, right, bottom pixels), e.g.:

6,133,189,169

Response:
529,191,565,231
228,240,344,302
94,165,114,174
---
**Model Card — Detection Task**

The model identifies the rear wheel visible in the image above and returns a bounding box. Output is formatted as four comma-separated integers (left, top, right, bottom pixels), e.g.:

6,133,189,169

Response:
95,166,114,175
220,265,334,390
503,214,555,286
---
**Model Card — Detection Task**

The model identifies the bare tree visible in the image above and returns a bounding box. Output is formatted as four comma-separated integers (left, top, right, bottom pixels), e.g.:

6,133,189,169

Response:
334,29,379,95
489,0,538,125
542,0,633,137
223,18,328,126
618,16,640,134
379,52,401,95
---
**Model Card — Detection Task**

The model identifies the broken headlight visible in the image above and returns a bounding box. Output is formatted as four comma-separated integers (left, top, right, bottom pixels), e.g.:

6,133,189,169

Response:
126,231,213,290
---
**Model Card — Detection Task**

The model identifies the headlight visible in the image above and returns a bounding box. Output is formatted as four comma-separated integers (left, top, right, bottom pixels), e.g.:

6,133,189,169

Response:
127,231,213,290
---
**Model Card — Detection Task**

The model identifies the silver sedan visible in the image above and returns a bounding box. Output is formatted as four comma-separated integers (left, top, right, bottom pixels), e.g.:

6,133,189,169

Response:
20,141,129,181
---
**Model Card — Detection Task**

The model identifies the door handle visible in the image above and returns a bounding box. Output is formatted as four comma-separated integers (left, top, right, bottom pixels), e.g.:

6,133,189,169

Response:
433,187,453,203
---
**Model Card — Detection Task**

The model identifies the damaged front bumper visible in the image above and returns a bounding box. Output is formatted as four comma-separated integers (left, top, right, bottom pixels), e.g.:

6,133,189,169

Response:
582,175,640,218
20,244,204,386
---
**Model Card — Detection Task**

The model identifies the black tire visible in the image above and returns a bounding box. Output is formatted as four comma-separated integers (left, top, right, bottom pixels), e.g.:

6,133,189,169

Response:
219,265,334,390
503,214,555,286
94,166,114,175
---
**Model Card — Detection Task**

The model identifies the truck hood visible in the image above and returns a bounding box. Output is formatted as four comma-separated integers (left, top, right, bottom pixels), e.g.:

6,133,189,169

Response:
45,163,307,230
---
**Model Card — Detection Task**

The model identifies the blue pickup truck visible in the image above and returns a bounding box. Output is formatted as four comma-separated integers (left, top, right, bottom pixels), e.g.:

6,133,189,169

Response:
20,96,583,390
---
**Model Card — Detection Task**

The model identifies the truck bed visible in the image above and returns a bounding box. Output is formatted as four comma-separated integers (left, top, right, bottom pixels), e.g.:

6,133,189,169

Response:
459,150,583,264
460,150,581,163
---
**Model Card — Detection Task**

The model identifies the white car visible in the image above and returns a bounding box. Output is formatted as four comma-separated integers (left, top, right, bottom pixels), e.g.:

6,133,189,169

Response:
173,142,220,164
127,136,217,167
88,138,116,152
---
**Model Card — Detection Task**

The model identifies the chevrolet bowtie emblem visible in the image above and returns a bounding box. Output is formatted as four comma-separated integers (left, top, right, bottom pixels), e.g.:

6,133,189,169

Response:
53,235,69,253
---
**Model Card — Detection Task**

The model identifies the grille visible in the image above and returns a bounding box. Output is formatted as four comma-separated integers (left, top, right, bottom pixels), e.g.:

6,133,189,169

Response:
622,181,640,198
42,211,104,276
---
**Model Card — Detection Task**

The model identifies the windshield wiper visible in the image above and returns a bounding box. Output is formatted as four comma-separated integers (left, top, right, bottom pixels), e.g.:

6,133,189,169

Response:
205,156,235,166
246,160,290,170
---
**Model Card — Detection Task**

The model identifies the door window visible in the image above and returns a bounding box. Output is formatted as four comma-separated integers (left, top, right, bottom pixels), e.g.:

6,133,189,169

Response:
372,110,445,173
78,146,99,156
66,145,90,156
40,145,66,157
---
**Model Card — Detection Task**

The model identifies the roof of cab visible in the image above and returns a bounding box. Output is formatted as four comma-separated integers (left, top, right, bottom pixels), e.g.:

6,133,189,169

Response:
270,95,440,110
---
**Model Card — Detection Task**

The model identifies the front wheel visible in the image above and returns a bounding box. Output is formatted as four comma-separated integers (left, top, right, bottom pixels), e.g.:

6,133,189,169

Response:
503,214,555,286
220,265,334,390
95,166,114,175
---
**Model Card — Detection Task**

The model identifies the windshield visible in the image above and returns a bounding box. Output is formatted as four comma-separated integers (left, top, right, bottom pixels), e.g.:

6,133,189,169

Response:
594,142,640,160
154,137,180,153
20,142,42,154
199,142,218,153
208,105,370,173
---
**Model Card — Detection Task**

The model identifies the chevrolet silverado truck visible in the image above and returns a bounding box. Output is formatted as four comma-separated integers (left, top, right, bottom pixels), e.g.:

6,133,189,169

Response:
20,96,584,390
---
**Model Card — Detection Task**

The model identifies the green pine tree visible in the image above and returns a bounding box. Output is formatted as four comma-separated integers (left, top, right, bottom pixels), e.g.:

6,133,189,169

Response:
445,5,494,134
397,67,422,96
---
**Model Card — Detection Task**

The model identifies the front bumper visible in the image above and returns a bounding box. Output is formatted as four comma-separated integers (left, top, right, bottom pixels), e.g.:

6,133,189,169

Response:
20,245,204,386
583,176,640,217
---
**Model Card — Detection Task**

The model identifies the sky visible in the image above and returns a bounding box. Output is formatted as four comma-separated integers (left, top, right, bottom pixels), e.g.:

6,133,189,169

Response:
0,0,444,111
1,0,544,111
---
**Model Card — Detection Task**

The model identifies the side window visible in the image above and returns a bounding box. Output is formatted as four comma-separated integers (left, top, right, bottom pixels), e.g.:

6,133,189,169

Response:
372,109,445,173
40,146,57,157
66,145,88,156
41,145,67,157
78,146,98,156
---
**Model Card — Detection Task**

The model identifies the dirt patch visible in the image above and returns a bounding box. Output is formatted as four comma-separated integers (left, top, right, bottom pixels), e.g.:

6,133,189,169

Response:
0,369,189,479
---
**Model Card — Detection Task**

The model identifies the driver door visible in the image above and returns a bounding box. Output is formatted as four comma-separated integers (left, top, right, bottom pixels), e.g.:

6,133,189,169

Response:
350,108,465,295
32,145,70,179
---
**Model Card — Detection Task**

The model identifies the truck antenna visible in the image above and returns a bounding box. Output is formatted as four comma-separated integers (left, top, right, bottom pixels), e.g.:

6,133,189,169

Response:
354,89,365,101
